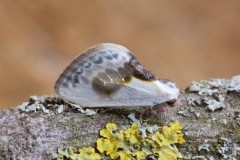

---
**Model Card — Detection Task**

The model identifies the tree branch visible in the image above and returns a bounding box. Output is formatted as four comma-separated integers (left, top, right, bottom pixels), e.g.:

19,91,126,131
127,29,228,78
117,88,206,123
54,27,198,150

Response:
0,76,240,159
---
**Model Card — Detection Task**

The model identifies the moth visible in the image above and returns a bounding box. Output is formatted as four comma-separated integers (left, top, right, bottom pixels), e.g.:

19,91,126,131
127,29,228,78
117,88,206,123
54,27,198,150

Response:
54,43,179,108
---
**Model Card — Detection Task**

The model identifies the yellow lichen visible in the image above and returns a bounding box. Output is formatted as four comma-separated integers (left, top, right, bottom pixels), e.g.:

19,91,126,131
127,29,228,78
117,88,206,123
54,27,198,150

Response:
96,121,184,160
78,147,101,160
151,121,185,159
57,147,100,160
58,121,185,160
96,123,125,159
124,123,142,145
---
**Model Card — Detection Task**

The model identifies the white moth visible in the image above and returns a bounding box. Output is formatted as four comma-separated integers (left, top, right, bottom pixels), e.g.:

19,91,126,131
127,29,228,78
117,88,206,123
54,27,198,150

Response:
55,43,179,108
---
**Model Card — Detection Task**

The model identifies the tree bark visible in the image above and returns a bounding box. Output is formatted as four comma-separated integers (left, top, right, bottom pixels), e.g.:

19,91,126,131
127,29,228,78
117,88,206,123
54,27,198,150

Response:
0,76,240,160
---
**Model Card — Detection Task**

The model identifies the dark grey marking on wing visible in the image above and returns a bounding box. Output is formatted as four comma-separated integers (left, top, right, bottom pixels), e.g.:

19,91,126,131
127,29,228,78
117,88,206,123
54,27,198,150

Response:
72,68,78,72
73,74,80,83
99,50,113,60
62,82,68,88
66,76,72,81
90,55,103,64
104,54,113,60
81,61,91,68
72,83,77,88
76,69,83,75
112,53,118,59
85,62,91,68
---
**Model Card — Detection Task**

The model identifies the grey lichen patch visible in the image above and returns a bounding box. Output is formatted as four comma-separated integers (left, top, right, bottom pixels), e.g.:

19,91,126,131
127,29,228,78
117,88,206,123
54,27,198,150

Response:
179,76,240,159
17,96,59,113
226,75,240,92
57,105,64,114
182,137,240,159
127,113,141,126
234,112,240,122
187,75,240,95
198,139,210,152
217,137,240,160
17,95,97,116
69,103,97,116
127,113,159,138
18,96,49,113
186,96,202,106
203,96,225,112
186,75,240,113
176,95,204,119
177,110,188,117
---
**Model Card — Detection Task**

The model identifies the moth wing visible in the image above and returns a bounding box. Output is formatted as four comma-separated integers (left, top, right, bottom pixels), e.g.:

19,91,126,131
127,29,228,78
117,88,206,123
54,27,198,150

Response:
54,43,134,107
55,43,179,107
108,77,180,107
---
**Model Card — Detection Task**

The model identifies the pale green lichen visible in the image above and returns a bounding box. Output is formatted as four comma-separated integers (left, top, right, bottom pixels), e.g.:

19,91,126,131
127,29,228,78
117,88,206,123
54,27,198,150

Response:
187,75,240,112
188,81,219,96
188,75,240,95
226,75,240,92
69,103,97,116
128,113,159,138
235,112,240,121
186,96,202,106
217,137,240,160
189,137,240,160
17,96,58,114
57,121,185,160
198,139,210,152
204,97,225,112
17,96,97,116
57,105,64,114
127,113,141,126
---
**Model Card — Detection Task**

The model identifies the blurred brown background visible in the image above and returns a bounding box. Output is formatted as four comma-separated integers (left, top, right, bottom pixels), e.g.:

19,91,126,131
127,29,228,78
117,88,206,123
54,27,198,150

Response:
0,1,240,108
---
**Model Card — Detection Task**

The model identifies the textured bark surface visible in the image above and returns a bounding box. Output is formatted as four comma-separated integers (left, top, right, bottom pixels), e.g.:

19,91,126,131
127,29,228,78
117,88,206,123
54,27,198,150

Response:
0,77,240,160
